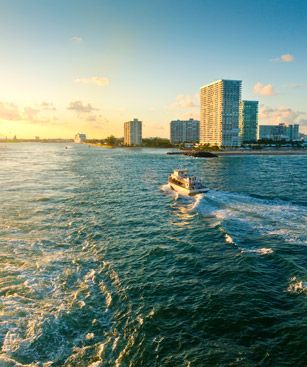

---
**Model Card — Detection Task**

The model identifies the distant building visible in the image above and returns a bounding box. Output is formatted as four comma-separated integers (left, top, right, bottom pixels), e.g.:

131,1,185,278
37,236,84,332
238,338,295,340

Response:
299,132,307,141
259,124,300,141
239,100,258,143
170,118,200,144
288,124,300,141
200,79,241,147
124,118,142,146
74,133,87,143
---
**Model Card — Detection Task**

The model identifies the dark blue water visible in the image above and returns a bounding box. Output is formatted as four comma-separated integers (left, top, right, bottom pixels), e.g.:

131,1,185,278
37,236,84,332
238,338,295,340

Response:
0,143,306,366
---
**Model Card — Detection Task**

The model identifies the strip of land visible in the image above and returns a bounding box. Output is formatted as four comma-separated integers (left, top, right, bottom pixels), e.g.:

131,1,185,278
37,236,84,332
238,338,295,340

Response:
215,150,307,156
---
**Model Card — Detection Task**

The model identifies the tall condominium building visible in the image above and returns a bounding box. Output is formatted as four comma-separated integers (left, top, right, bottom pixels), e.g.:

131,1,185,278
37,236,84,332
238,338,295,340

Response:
288,124,300,141
200,79,241,147
74,133,86,143
239,100,259,143
170,118,200,144
259,123,300,141
124,118,142,146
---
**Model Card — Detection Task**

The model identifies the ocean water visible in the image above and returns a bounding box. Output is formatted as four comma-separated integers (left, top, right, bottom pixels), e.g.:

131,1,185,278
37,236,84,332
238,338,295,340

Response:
0,143,306,367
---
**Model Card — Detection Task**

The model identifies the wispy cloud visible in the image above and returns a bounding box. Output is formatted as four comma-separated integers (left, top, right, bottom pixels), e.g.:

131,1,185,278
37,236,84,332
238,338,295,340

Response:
67,100,98,114
41,102,56,111
169,94,199,109
0,102,22,120
280,54,294,62
0,101,56,123
24,107,41,121
253,82,276,96
67,100,107,124
71,36,83,44
74,76,109,87
259,105,306,125
287,83,307,89
271,53,295,63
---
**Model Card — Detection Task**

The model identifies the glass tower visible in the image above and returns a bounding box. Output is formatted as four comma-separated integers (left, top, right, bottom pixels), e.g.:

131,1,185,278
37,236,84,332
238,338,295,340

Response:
200,80,241,147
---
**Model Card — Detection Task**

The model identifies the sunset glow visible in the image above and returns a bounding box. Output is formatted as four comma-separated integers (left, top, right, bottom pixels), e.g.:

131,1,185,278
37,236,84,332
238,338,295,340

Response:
0,0,306,139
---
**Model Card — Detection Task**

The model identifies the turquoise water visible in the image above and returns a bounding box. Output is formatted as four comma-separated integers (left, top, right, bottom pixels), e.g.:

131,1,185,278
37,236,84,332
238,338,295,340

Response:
0,143,306,366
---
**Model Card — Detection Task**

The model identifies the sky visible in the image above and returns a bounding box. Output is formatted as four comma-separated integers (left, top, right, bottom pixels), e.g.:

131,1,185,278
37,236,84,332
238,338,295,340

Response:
0,0,306,139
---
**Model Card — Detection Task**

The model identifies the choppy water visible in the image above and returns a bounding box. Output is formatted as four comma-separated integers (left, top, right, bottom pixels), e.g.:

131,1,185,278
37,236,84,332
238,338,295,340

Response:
0,143,306,366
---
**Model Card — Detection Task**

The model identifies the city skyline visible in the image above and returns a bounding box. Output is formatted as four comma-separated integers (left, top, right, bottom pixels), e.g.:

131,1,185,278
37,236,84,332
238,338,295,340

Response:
0,0,307,139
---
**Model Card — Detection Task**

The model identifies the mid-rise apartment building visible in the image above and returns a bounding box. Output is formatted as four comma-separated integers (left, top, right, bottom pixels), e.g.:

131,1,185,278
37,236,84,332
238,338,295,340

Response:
124,118,142,146
259,123,300,141
170,118,200,144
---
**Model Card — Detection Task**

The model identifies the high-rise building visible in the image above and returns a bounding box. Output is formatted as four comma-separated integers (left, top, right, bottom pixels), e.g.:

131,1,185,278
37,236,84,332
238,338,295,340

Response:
200,79,241,147
239,100,259,143
74,133,86,143
288,124,300,141
259,123,300,141
124,118,142,146
170,118,200,144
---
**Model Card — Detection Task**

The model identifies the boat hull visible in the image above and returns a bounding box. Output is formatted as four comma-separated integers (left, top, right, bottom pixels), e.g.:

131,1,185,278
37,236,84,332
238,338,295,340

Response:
168,182,208,196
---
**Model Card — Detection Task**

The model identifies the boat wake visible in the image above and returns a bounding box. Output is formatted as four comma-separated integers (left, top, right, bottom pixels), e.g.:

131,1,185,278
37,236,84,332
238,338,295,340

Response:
160,183,179,200
164,187,307,252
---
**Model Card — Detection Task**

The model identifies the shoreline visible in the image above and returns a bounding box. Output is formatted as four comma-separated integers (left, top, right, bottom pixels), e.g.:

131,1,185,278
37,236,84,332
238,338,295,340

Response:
215,150,307,156
1,141,306,156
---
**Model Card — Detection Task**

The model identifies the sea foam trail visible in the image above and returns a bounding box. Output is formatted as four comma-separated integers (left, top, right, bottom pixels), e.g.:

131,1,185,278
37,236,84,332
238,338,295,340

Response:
160,184,179,200
189,190,307,248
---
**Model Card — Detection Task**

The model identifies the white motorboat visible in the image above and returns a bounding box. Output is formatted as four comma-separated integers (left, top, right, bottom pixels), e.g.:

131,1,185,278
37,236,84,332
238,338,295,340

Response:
168,169,208,196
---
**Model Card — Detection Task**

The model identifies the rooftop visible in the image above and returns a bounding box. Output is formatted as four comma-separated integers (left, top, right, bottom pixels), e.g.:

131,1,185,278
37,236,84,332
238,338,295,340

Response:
200,79,242,89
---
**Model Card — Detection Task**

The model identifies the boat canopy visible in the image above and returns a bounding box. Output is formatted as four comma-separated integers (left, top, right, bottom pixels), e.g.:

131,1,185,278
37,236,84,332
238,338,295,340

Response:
174,169,188,175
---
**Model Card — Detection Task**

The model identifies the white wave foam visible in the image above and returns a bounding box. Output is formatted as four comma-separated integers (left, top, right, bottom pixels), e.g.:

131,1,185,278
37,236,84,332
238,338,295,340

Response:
240,247,273,255
287,277,307,294
190,193,204,211
88,362,103,367
99,281,112,308
164,187,306,251
85,332,95,340
196,190,307,247
225,234,235,245
160,184,178,200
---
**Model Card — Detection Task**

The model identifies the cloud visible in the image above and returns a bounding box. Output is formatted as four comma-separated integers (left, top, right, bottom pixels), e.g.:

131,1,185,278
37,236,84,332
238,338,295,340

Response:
259,105,306,125
169,94,199,109
0,101,58,124
179,111,200,120
71,36,82,44
67,100,98,114
74,76,109,87
67,100,106,124
253,82,276,96
287,83,307,89
271,53,295,63
281,54,294,62
41,102,56,110
24,107,40,121
0,102,22,120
